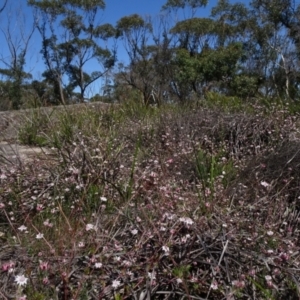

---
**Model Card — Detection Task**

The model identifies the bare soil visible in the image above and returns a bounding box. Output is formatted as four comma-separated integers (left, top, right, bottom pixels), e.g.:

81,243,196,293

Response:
0,102,112,166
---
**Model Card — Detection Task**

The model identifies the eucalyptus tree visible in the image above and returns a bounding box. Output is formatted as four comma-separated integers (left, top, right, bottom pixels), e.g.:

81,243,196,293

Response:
116,14,157,105
161,0,208,18
210,0,263,97
149,14,176,104
247,0,300,99
28,0,116,104
168,15,243,100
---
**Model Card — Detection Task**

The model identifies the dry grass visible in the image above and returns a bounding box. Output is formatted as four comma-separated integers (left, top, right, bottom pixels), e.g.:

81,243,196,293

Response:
0,100,299,299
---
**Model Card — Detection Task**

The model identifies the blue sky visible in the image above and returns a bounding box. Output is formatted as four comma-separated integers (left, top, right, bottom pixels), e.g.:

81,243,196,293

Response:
0,0,221,95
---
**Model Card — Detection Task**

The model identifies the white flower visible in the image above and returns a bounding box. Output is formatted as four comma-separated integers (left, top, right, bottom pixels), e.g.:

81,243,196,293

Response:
122,260,132,267
0,174,7,179
18,225,27,232
131,229,138,235
36,233,44,239
94,262,102,269
15,274,28,286
179,217,194,225
210,281,218,290
261,181,269,187
162,245,170,254
78,241,85,248
176,278,183,284
112,279,121,289
148,271,156,280
86,224,96,231
265,275,272,281
100,196,107,202
267,230,274,236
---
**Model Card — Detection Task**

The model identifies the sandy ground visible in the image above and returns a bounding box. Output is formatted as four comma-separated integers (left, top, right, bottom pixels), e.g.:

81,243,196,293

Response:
0,102,112,166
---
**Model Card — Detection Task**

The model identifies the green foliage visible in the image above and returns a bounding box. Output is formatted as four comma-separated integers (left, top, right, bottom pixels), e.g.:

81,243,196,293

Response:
162,0,208,11
28,0,114,104
194,148,236,191
116,14,151,34
172,264,191,278
204,92,244,112
229,75,260,98
18,111,50,146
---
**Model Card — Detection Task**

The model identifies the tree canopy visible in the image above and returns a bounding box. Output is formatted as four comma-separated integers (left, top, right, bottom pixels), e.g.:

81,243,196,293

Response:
0,0,299,109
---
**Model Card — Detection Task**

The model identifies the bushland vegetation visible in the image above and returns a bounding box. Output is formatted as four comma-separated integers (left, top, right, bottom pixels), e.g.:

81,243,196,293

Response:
0,0,300,299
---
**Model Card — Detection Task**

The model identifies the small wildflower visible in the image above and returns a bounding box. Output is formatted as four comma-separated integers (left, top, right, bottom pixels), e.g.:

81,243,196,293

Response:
210,281,218,290
261,181,269,187
176,278,183,284
232,280,245,288
279,252,289,261
131,229,138,235
36,204,43,211
2,262,14,271
266,280,276,289
78,241,85,248
94,262,102,268
162,245,170,254
267,230,274,236
179,217,194,225
0,202,5,209
18,225,27,232
148,271,156,280
15,274,28,286
100,196,107,202
265,275,272,281
0,173,7,180
43,219,53,227
86,224,96,231
39,261,49,271
122,260,132,267
112,279,121,289
273,268,280,275
36,233,44,239
18,296,27,300
42,277,49,285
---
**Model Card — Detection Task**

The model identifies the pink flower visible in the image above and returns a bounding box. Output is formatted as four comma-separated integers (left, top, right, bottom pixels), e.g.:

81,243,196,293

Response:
2,261,14,271
279,252,289,261
232,280,245,288
43,277,49,285
39,261,49,271
36,204,43,211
